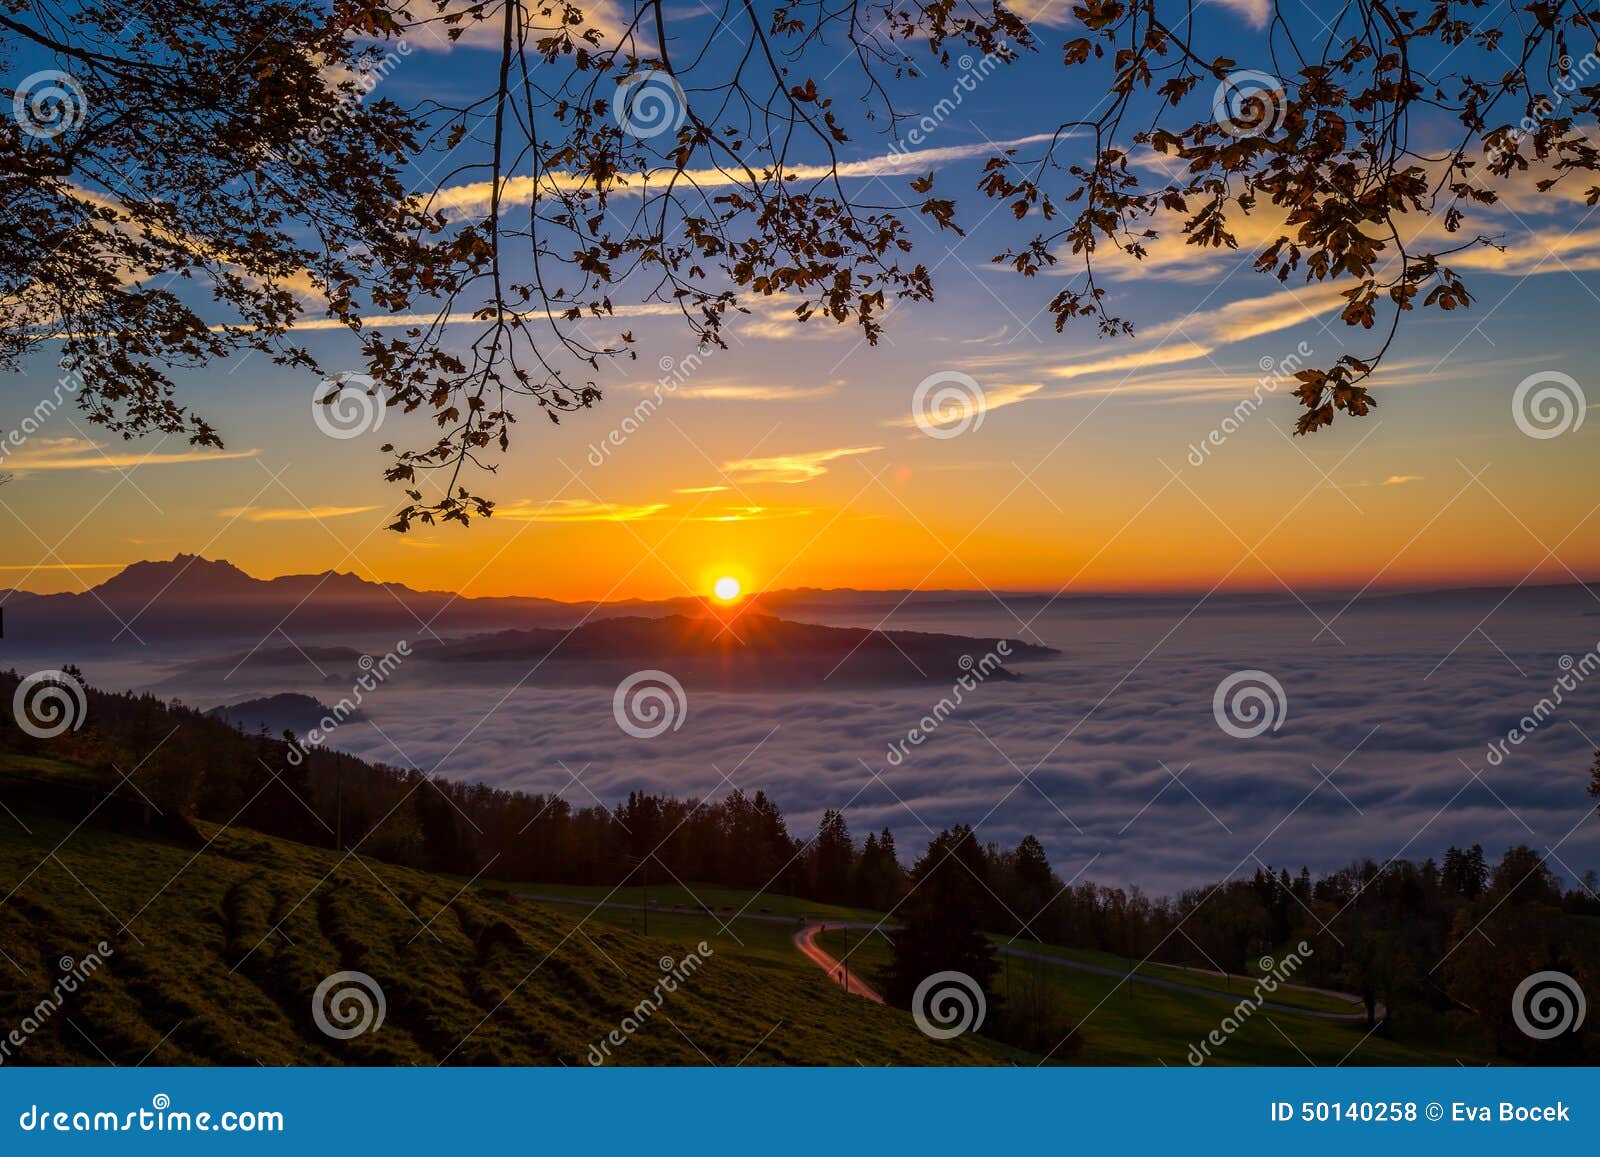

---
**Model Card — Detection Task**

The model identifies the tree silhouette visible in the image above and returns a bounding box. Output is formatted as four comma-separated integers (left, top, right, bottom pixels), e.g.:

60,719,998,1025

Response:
878,825,1000,1015
6,2,1586,523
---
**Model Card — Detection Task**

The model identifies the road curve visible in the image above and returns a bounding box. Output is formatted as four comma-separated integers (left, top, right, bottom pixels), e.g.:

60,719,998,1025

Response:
515,892,1379,1022
798,920,1380,1023
794,924,884,1002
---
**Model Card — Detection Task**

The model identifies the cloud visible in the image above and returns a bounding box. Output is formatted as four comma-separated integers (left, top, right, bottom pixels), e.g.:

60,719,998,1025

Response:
1382,475,1424,486
658,381,840,402
675,485,728,494
251,587,1600,899
219,505,380,522
686,505,811,522
998,0,1078,27
1205,0,1271,27
428,134,1060,218
400,0,645,55
1,438,260,472
722,445,882,484
495,498,670,523
885,382,1045,427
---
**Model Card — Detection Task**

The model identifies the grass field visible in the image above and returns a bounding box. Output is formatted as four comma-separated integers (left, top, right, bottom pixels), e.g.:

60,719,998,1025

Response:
0,753,1500,1066
816,929,1489,1066
0,804,1007,1066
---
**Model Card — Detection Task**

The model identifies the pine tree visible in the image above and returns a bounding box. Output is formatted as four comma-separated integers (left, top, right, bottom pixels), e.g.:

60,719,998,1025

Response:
879,825,1000,1016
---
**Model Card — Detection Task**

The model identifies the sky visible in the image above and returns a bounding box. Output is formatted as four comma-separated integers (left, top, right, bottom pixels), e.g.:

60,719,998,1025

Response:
3,0,1598,604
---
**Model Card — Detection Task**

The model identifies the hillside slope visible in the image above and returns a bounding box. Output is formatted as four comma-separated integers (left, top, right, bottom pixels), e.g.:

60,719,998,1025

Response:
0,778,1005,1066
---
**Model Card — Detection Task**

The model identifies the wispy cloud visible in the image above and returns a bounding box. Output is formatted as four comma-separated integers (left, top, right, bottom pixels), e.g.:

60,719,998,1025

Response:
885,382,1045,428
1382,475,1424,486
218,505,379,522
723,445,882,484
686,505,811,522
428,134,1060,218
494,498,669,522
1207,0,1271,28
654,381,840,402
2,438,260,472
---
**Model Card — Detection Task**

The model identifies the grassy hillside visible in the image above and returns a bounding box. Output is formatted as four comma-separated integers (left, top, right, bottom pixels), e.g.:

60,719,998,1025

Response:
0,770,1007,1066
816,930,1488,1066
0,752,1507,1067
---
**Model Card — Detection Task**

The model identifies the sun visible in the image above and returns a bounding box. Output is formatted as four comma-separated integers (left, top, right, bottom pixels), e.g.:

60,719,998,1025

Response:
712,575,742,603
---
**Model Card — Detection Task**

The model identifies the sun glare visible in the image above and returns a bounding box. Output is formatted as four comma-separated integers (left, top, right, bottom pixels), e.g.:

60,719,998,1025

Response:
712,576,742,602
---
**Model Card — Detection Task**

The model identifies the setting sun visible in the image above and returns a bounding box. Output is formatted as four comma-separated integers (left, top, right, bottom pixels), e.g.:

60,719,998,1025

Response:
712,576,742,602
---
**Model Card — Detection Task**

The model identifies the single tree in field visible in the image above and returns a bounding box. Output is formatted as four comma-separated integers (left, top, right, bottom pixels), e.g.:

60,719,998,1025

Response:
879,825,1000,1016
6,1,1597,522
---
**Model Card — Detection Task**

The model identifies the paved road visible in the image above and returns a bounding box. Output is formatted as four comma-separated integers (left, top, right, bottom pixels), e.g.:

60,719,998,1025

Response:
793,924,884,1002
516,893,1379,1022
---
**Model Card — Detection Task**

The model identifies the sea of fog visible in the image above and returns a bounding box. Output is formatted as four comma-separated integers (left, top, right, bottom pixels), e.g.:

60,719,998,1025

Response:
51,592,1600,896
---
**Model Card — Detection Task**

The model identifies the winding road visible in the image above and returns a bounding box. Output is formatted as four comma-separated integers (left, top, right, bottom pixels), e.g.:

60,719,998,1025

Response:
516,893,1379,1022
